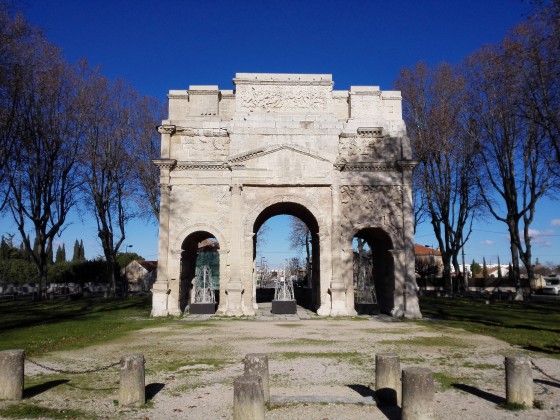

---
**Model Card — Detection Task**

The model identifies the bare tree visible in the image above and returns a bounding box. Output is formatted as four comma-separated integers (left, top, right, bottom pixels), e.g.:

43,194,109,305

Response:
2,13,82,297
288,216,311,284
415,256,442,290
0,4,33,210
78,69,140,296
464,40,554,298
131,96,164,221
395,62,481,294
509,2,560,175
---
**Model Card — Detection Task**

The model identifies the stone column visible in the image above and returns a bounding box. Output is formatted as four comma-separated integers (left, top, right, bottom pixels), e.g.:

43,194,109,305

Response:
505,355,533,406
226,184,246,316
216,249,229,314
400,162,422,319
151,159,176,317
390,248,405,318
244,353,269,403
402,367,434,420
317,232,332,316
233,375,265,420
119,354,145,407
328,181,350,316
0,349,24,400
375,353,401,406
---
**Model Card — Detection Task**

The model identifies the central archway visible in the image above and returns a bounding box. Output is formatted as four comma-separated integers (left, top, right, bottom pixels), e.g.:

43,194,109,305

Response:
252,201,322,312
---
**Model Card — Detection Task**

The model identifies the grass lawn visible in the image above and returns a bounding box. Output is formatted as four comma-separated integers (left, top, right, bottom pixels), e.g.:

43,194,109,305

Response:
0,295,167,356
418,296,560,357
1,295,559,358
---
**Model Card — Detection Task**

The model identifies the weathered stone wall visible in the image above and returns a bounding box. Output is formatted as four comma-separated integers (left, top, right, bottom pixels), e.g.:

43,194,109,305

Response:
152,72,421,319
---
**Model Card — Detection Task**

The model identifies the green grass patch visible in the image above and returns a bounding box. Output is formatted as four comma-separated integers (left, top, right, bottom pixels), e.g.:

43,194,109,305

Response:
0,403,92,419
433,372,468,391
0,296,171,356
498,402,528,411
419,296,560,356
271,338,338,346
275,351,364,365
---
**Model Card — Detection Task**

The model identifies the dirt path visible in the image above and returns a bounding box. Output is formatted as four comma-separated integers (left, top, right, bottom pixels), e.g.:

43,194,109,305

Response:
4,312,560,419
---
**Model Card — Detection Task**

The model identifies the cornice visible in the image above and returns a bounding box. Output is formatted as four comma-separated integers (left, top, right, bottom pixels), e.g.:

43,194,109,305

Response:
152,159,177,170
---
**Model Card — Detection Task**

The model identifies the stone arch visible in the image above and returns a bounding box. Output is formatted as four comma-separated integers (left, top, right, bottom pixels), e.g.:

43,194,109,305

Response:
245,194,329,311
172,223,229,255
347,225,398,316
174,224,227,313
244,194,328,235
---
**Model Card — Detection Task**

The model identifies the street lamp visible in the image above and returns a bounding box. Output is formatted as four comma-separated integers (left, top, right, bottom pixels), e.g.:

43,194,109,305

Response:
124,244,133,296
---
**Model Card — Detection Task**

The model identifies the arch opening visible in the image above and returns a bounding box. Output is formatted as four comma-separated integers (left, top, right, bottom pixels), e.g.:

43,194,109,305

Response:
180,231,220,313
352,227,394,315
253,202,321,311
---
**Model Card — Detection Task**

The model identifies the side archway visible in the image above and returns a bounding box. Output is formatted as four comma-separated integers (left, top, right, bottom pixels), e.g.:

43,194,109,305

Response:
350,227,395,315
174,225,227,314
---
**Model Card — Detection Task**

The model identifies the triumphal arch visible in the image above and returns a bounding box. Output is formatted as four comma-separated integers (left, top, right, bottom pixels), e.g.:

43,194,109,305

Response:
152,73,421,319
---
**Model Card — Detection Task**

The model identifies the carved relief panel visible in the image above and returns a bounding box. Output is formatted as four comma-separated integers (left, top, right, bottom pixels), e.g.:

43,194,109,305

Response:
172,127,230,161
340,185,403,236
237,85,329,113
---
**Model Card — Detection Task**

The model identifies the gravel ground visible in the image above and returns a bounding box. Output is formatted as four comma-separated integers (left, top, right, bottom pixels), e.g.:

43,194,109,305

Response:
3,305,560,419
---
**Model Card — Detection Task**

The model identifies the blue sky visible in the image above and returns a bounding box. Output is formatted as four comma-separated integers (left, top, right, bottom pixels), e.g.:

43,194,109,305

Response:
7,0,558,268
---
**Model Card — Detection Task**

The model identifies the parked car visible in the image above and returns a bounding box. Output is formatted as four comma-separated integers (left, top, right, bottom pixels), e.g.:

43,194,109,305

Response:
542,276,560,295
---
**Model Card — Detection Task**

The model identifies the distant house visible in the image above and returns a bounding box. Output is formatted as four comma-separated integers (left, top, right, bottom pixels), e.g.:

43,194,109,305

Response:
123,260,157,292
414,244,443,289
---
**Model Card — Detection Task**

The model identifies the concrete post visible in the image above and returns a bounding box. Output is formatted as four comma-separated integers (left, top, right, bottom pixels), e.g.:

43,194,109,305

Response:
233,375,265,420
244,353,269,403
0,350,24,400
402,367,434,420
375,353,401,406
505,355,533,406
119,354,145,407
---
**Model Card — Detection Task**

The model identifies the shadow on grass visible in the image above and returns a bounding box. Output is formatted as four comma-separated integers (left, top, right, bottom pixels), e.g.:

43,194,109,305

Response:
146,383,165,401
0,296,151,333
452,383,505,404
24,379,69,398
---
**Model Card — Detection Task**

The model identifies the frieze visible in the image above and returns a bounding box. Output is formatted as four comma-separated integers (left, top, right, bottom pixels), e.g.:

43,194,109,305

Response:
238,85,328,112
175,127,229,137
175,162,230,170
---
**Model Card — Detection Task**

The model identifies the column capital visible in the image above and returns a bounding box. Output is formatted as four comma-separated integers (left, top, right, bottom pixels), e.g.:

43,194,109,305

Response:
157,124,176,135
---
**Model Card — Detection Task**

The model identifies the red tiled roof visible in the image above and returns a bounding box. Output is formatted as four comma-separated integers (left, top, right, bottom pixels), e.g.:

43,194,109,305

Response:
138,260,157,271
414,244,441,256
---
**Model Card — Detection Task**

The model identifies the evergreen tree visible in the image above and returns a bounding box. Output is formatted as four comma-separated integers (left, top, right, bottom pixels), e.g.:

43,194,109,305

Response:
471,259,482,276
55,245,63,263
72,240,80,262
497,256,503,280
55,244,66,264
482,257,489,279
79,240,85,261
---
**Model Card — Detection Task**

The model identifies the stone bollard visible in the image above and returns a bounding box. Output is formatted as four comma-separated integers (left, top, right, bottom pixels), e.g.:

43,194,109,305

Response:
375,353,401,406
233,375,265,420
505,355,533,406
0,349,24,400
119,354,145,407
402,367,434,420
243,353,269,403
